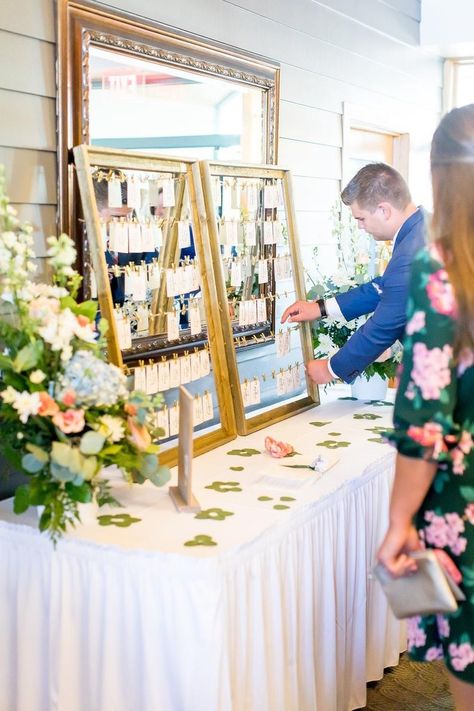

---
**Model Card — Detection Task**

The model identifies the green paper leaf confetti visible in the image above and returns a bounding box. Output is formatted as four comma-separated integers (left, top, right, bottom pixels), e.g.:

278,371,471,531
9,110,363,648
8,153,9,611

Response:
282,464,314,470
365,426,392,434
309,421,331,427
273,504,290,510
194,508,234,521
258,496,273,501
338,396,358,401
328,432,341,436
227,448,261,457
317,440,351,449
280,496,296,502
284,450,301,457
205,481,242,493
184,534,217,547
353,413,382,420
367,437,385,444
229,466,244,471
97,513,141,528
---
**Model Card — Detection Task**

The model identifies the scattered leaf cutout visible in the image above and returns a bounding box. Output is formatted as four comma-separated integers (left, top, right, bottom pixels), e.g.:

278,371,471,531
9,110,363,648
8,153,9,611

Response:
227,448,261,457
309,421,331,427
280,496,296,502
328,432,341,436
317,440,351,449
230,466,244,471
282,464,314,470
195,508,234,521
184,534,217,547
367,437,385,444
284,450,301,457
353,413,382,420
205,481,242,493
97,513,141,528
338,396,358,401
368,400,394,406
365,426,393,434
258,496,273,501
273,504,290,510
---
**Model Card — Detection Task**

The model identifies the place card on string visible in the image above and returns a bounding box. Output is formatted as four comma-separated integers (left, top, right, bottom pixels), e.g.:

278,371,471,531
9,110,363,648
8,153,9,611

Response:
169,386,200,513
167,311,180,341
162,178,175,207
245,221,257,246
108,177,122,208
158,359,170,392
169,357,181,389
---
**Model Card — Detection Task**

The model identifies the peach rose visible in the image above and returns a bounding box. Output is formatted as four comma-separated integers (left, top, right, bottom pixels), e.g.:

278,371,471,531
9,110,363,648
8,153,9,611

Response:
127,417,151,450
124,403,138,416
52,409,85,434
265,435,294,458
37,391,60,417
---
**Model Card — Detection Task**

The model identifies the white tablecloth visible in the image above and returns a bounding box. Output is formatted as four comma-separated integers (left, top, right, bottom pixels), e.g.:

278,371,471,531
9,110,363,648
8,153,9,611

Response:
0,387,405,711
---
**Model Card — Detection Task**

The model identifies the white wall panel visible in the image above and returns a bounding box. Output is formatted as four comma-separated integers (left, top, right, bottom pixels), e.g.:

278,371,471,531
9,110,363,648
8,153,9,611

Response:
280,102,341,147
279,139,341,179
313,0,420,41
0,0,55,42
0,147,56,205
292,176,340,211
0,31,55,97
0,89,56,150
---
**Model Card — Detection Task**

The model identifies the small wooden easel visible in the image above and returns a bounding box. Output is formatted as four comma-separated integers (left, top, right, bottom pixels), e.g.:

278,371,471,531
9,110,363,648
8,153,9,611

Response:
169,386,201,513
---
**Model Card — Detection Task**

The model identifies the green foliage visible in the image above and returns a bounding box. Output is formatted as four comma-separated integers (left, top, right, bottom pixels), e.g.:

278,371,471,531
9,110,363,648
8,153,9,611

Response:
306,201,401,381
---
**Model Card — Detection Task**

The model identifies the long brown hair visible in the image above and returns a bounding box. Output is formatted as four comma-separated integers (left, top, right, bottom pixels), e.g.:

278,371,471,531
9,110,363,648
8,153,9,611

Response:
430,104,474,355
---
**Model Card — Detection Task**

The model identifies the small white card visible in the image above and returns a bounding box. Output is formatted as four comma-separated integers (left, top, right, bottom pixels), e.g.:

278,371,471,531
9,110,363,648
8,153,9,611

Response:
158,361,170,392
177,221,191,248
162,178,175,207
134,365,147,392
167,311,179,341
169,359,181,388
263,220,274,245
157,407,170,439
189,301,201,336
169,403,180,436
258,259,268,284
145,363,159,395
180,355,191,384
190,352,201,381
203,391,213,421
108,178,122,208
200,349,211,377
245,221,257,246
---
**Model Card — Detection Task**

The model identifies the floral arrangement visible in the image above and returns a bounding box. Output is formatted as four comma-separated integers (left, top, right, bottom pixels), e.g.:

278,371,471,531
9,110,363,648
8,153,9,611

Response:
306,201,401,381
0,168,169,541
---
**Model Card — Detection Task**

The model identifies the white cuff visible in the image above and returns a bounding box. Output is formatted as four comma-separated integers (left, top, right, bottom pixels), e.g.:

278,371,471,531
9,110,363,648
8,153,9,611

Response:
325,297,344,320
327,357,338,379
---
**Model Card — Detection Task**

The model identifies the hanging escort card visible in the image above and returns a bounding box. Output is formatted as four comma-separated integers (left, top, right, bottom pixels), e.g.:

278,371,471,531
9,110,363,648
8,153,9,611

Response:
276,329,291,358
148,179,159,207
148,263,161,290
230,260,242,288
145,363,159,395
169,357,181,389
128,222,142,253
126,178,141,211
156,406,170,439
152,222,163,248
263,220,274,245
162,178,176,207
190,351,201,381
114,312,132,350
189,301,201,336
158,360,170,392
180,354,191,384
264,183,278,209
108,177,122,208
257,259,268,284
168,402,180,437
245,221,257,246
115,222,129,253
250,377,261,406
141,223,155,252
203,391,213,421
166,269,178,298
257,298,267,322
136,304,149,332
167,311,179,341
272,221,283,245
246,183,258,212
200,349,211,377
193,395,204,426
134,364,147,392
177,221,191,249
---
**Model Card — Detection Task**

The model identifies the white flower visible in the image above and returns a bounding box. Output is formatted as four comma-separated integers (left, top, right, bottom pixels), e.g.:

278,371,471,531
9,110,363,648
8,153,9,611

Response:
331,270,351,288
316,333,338,358
46,233,76,268
3,389,41,423
30,369,46,384
1,385,19,404
98,415,125,442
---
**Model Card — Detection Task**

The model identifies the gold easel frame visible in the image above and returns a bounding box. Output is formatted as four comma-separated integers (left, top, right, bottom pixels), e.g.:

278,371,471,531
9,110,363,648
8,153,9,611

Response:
195,160,320,435
73,145,236,465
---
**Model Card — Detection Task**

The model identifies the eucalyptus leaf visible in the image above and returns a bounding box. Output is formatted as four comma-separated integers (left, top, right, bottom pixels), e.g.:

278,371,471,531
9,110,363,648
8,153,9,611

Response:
80,431,106,455
146,465,171,487
13,341,43,372
51,441,72,467
25,443,49,463
21,453,45,473
50,461,76,482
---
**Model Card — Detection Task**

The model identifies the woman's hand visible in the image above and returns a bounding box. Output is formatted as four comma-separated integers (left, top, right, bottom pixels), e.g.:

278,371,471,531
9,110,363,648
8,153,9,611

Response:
377,522,422,578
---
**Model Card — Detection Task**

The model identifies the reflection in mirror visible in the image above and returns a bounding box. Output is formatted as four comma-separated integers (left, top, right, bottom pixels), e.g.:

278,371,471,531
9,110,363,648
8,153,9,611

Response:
89,46,266,162
73,146,236,463
197,163,320,435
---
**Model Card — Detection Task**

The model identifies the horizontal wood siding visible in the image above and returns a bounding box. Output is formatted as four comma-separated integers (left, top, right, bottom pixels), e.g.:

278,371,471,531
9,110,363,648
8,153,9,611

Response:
0,0,441,284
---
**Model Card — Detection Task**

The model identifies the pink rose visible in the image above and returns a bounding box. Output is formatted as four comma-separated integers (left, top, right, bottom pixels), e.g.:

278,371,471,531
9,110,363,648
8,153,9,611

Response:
411,342,452,400
37,391,60,417
264,436,294,458
407,422,447,458
52,408,85,434
127,417,152,450
61,389,76,406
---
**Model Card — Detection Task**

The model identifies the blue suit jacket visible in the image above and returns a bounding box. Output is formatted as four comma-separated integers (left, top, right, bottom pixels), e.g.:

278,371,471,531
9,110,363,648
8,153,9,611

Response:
330,208,426,383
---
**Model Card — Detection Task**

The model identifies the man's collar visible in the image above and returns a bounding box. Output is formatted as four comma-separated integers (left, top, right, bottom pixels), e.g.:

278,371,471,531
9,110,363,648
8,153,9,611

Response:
393,207,423,247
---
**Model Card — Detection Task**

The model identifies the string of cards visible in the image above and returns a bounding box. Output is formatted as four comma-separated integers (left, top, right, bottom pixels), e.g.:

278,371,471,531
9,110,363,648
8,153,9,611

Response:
240,361,304,408
153,392,214,438
224,253,292,287
132,348,211,393
212,177,285,213
105,172,179,211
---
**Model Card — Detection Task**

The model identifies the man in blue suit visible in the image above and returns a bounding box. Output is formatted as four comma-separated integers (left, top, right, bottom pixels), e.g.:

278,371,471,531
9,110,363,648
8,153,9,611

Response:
281,163,426,384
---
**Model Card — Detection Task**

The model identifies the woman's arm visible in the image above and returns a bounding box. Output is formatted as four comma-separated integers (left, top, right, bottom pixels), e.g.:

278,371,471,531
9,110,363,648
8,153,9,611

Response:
377,454,437,577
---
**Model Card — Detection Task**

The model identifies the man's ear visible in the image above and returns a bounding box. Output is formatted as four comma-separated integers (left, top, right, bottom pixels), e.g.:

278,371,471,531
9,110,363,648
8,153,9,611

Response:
378,202,392,220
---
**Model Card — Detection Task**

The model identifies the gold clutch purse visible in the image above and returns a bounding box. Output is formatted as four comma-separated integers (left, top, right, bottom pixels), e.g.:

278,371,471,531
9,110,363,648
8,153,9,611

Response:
373,550,466,619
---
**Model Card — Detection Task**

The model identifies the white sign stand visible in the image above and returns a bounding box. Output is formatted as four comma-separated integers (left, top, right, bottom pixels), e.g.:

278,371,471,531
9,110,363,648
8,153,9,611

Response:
169,386,201,512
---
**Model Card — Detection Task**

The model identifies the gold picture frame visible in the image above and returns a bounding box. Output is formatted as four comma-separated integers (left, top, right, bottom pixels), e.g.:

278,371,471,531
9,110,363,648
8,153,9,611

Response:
195,160,320,435
73,145,236,465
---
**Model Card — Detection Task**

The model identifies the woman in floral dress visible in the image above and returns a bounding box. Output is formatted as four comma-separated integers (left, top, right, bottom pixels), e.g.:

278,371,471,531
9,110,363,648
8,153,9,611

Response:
377,104,474,710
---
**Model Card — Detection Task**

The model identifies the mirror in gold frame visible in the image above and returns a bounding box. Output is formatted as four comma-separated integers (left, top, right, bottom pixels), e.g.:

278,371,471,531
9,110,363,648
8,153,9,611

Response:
194,160,320,435
57,0,280,319
73,145,236,465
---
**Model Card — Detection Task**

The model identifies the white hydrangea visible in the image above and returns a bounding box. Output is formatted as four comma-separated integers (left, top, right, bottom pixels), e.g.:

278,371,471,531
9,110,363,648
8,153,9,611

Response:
0,387,41,423
56,350,128,407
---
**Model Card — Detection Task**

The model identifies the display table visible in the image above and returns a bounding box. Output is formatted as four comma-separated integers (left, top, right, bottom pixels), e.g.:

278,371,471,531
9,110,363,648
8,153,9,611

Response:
0,387,405,711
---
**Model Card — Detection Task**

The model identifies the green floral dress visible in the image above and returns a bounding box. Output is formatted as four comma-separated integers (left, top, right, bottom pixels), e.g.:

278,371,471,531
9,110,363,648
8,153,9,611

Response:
388,246,474,681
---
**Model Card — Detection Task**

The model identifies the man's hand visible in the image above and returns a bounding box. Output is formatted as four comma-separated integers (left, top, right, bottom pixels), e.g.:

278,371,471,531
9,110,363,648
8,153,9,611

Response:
305,359,334,384
281,300,320,324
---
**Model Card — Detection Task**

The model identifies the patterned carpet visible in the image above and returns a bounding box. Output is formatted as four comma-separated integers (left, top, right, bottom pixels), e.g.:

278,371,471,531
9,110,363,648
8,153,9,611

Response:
359,654,455,710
